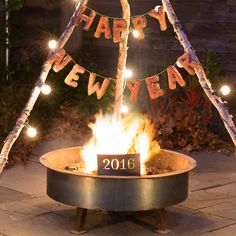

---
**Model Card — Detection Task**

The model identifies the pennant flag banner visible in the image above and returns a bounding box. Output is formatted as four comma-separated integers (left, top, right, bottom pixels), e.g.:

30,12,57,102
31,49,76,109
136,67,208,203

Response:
48,48,201,101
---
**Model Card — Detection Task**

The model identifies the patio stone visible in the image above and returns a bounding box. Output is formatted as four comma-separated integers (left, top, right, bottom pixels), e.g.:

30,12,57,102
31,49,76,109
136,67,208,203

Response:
0,186,32,204
180,190,231,210
0,210,73,236
200,198,236,220
0,161,46,197
201,223,236,236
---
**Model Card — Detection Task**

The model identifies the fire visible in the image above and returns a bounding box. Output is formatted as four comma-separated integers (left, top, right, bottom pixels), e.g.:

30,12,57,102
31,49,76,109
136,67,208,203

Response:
82,113,160,175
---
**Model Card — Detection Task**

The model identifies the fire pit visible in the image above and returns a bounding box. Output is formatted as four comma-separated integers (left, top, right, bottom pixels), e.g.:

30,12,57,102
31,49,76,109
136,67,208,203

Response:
40,146,196,233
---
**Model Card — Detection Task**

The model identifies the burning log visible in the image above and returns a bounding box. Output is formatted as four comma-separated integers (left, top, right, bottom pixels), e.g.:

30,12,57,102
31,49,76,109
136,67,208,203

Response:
145,152,173,175
63,122,168,176
65,162,85,173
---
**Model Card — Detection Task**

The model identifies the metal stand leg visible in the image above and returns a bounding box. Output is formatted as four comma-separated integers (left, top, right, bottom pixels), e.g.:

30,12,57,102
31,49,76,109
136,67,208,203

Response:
154,209,171,234
71,207,88,235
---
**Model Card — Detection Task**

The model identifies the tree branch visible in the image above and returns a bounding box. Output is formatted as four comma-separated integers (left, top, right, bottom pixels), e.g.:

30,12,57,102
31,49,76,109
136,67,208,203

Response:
0,0,89,174
114,0,131,116
162,0,236,147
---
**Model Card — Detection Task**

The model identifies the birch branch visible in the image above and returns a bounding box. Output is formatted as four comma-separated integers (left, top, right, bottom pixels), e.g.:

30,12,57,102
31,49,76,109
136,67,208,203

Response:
114,0,131,115
162,0,236,147
0,0,88,174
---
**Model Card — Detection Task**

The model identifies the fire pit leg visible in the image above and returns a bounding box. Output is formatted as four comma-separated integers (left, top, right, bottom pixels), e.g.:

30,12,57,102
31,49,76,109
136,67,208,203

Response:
71,207,88,235
154,209,171,234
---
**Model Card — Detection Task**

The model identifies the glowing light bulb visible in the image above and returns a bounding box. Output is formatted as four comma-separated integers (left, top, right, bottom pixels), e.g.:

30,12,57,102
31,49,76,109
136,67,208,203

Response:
124,69,133,78
220,85,231,96
176,60,183,68
41,84,51,95
132,30,140,38
120,105,129,114
154,6,161,12
48,39,58,50
27,127,37,138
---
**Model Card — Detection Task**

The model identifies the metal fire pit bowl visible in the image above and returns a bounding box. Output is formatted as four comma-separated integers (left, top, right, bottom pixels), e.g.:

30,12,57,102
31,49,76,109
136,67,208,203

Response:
40,147,196,212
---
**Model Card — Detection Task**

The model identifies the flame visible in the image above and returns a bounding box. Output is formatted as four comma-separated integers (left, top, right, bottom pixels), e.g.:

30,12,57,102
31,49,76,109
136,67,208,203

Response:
82,113,159,175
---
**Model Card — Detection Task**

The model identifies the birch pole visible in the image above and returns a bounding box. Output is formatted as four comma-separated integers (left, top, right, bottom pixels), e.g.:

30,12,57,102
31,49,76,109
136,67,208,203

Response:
114,0,131,115
4,0,9,81
162,0,236,147
0,0,88,174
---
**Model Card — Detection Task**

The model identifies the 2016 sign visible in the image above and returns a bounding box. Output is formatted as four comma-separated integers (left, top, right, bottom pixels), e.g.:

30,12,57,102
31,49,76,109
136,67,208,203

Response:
97,153,140,176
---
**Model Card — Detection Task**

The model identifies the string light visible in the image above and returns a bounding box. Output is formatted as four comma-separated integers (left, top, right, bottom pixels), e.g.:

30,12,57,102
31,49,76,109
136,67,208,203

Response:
220,85,231,96
25,122,38,138
120,104,129,114
176,61,183,68
27,127,37,138
85,6,153,20
41,84,51,95
132,30,140,38
48,39,58,50
68,51,176,81
124,69,133,78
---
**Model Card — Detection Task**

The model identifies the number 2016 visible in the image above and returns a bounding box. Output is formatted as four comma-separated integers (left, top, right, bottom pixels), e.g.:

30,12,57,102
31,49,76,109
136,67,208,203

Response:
103,158,135,170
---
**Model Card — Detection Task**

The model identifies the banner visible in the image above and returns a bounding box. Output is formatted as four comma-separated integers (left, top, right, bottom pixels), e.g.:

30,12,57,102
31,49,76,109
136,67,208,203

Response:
79,5,167,42
48,49,200,101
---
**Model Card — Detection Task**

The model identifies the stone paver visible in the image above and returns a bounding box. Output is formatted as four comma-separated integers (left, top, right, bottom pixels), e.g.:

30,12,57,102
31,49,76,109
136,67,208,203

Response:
19,196,74,213
0,186,32,203
200,198,236,220
0,162,46,196
180,190,230,210
0,211,73,236
0,149,236,235
206,182,236,197
201,224,236,236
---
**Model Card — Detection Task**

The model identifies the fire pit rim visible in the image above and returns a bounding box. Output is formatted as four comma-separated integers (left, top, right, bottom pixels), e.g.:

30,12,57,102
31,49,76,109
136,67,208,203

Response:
40,146,197,179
